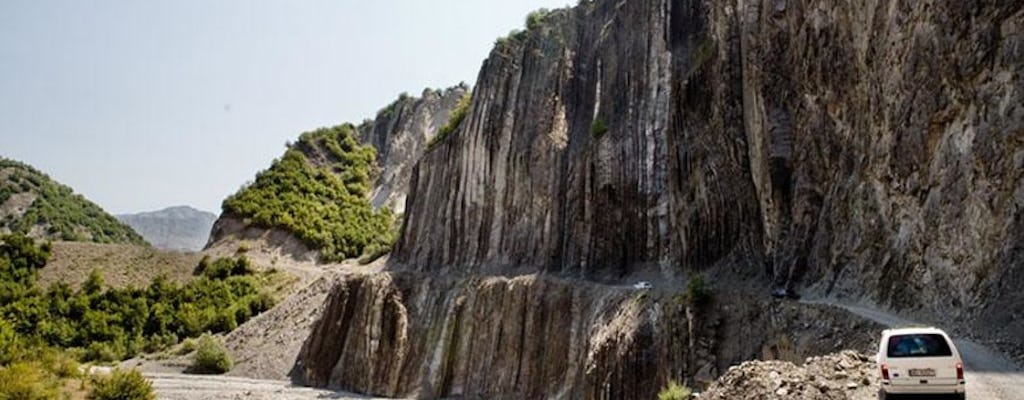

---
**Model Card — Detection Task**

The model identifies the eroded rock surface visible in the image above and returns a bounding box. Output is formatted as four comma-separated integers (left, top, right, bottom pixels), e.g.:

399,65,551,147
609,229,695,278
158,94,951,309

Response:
296,272,882,399
285,0,1023,398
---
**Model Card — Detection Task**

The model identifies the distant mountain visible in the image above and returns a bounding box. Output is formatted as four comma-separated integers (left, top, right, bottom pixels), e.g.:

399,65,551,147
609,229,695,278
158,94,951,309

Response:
0,157,146,245
117,206,216,252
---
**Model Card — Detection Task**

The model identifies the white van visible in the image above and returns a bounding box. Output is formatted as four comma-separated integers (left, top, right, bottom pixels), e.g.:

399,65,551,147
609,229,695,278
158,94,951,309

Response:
876,327,966,399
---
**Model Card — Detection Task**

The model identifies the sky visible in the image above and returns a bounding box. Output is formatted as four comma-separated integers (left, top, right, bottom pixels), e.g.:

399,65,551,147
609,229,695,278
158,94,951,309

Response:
0,0,570,215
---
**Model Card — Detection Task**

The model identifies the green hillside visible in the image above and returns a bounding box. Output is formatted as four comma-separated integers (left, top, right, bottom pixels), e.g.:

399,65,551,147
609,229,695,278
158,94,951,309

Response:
222,124,396,262
0,158,146,245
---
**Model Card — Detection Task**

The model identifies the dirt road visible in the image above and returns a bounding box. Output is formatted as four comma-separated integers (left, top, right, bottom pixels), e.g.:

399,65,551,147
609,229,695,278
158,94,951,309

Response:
805,300,1024,400
146,373,381,400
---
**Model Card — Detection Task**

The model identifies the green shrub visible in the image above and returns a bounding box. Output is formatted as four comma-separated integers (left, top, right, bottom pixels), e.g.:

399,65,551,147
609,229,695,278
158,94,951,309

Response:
87,369,155,400
85,341,121,363
0,362,59,400
222,124,394,262
178,337,198,355
429,91,472,149
525,8,551,30
684,273,712,307
657,380,692,400
590,118,609,137
190,333,232,374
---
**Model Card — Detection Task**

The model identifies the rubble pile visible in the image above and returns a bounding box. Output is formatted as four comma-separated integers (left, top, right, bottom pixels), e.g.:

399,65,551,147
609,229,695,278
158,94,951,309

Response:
700,351,880,400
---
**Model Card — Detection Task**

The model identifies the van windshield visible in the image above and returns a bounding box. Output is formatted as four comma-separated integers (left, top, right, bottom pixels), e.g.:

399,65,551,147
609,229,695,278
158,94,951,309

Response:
887,334,953,358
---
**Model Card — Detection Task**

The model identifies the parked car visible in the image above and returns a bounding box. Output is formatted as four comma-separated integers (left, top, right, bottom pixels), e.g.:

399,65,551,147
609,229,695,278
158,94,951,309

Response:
633,281,652,290
876,327,965,400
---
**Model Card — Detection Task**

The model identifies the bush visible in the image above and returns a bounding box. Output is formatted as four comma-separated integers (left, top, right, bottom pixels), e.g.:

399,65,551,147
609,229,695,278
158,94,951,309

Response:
222,125,394,262
525,8,551,30
190,334,232,374
657,380,692,400
0,362,59,400
590,118,609,137
684,273,712,307
429,91,472,149
87,369,155,400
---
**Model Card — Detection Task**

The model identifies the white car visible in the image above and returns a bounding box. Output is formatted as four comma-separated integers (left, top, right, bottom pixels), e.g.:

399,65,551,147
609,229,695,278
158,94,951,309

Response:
633,281,652,290
876,327,965,400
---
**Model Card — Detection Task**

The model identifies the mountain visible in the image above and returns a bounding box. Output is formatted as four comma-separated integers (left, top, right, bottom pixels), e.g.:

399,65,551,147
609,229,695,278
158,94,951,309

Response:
290,0,1023,398
206,86,468,260
0,157,146,245
206,1,1023,398
116,206,216,252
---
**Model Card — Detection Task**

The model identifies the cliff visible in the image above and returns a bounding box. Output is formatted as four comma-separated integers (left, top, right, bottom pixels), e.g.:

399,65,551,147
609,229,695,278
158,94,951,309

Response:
397,0,1023,343
358,86,469,214
117,206,216,252
295,0,1024,398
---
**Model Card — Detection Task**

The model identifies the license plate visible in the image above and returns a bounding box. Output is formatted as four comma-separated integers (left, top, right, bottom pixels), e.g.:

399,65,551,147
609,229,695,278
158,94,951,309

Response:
909,369,936,377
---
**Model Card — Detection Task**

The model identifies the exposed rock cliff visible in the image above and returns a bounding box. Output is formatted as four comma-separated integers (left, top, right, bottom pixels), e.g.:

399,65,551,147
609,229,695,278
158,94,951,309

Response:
295,0,1023,398
297,272,881,399
117,206,216,252
358,86,469,214
396,0,1023,347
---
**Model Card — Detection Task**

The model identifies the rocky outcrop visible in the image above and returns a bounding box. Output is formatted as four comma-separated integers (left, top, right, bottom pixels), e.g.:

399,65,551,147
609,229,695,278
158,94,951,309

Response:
396,0,1024,345
358,86,469,214
296,272,882,399
117,206,216,252
288,0,1023,398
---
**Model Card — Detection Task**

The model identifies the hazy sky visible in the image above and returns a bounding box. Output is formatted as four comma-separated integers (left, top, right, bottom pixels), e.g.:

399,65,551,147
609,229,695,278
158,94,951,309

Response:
0,1,570,215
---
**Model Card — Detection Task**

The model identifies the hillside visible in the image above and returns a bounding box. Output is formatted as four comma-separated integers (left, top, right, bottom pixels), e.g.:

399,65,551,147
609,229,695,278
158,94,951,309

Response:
207,88,466,260
37,241,203,289
216,124,394,263
0,157,146,245
117,206,216,252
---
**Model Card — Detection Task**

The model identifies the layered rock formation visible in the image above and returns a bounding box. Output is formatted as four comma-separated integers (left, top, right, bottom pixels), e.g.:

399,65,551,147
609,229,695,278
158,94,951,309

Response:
395,0,1023,344
297,272,881,399
358,86,469,214
292,0,1024,397
117,206,216,252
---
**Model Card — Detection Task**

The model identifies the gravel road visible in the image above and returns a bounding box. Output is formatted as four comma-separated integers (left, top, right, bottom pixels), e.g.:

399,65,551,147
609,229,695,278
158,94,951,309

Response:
146,373,382,400
805,299,1024,400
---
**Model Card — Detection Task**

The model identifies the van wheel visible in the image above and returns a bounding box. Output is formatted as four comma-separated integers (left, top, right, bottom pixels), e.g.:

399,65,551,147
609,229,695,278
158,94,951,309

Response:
877,389,894,400
952,394,965,400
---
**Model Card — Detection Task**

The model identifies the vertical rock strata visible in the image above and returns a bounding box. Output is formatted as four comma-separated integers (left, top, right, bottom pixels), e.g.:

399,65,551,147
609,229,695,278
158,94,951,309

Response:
397,0,1024,334
299,0,1024,398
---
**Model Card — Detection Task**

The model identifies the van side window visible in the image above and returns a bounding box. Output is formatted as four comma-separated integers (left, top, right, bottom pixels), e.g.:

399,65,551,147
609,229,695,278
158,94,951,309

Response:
887,334,953,358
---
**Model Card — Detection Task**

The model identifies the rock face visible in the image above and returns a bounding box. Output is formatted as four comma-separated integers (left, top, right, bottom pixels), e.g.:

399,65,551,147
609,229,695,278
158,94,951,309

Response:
397,0,1024,346
117,206,216,252
358,86,469,214
295,0,1024,398
297,273,882,399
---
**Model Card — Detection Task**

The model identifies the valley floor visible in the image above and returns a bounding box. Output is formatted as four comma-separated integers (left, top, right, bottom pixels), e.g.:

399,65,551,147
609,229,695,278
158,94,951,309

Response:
145,373,379,400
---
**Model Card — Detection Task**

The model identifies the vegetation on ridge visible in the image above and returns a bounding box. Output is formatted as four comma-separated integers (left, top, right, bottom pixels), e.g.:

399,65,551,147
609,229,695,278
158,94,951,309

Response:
222,124,396,262
428,91,473,149
0,158,146,245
